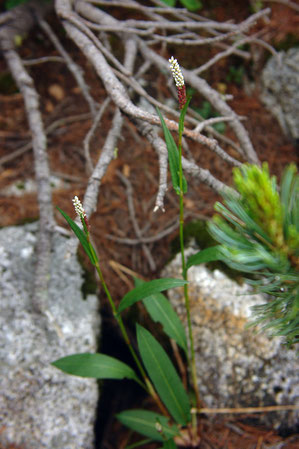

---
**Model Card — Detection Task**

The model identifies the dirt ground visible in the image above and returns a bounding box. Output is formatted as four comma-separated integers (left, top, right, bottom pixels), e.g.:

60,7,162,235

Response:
0,1,298,448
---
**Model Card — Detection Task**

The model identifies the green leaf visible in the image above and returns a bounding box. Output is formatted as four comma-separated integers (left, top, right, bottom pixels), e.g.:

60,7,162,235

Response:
51,353,141,384
281,163,297,231
156,107,180,194
156,106,188,195
56,207,98,265
137,324,191,425
162,439,177,448
180,0,202,11
159,0,176,6
134,278,187,354
117,409,179,442
185,245,222,272
118,278,187,314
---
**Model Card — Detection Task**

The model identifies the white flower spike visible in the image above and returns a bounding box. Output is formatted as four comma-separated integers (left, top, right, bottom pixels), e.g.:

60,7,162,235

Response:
169,56,185,88
72,195,86,218
169,56,186,109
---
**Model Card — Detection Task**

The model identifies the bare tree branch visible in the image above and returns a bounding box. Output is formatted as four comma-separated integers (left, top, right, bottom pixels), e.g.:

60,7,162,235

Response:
0,0,54,314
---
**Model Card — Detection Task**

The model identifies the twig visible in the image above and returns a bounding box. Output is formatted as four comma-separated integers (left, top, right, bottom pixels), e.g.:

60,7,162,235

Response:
117,170,156,271
0,113,92,165
106,219,180,245
135,120,168,212
38,18,97,116
23,56,64,65
82,37,138,218
83,97,110,173
198,405,299,414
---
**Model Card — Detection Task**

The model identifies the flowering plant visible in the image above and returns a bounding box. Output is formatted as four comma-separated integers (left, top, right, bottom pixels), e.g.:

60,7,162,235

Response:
52,57,298,448
53,57,204,448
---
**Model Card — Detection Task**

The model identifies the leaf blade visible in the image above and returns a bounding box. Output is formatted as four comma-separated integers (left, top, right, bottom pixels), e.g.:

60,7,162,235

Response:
134,278,187,354
52,353,141,384
137,324,191,425
118,278,187,314
116,409,179,442
156,107,180,194
185,245,222,272
57,206,98,264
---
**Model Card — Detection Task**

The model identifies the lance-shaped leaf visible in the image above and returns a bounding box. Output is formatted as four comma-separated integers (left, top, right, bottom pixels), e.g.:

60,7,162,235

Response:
162,438,178,449
134,278,187,354
116,409,179,442
156,108,187,195
137,325,191,425
185,245,222,273
57,207,98,265
52,353,141,385
118,278,187,314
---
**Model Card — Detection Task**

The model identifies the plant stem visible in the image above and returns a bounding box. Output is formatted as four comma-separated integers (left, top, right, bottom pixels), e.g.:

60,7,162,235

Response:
177,124,201,411
88,237,170,417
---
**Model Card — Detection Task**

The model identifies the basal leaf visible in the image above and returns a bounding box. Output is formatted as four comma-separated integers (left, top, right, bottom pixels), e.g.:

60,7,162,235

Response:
117,409,179,442
52,353,141,384
57,207,98,265
185,245,222,272
118,278,187,314
137,325,191,425
134,278,187,354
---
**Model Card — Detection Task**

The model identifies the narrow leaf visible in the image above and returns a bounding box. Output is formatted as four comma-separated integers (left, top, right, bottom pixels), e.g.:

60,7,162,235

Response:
156,107,180,194
117,409,179,442
137,324,191,425
118,278,187,314
162,439,177,449
134,278,187,354
185,246,222,272
52,353,141,384
57,207,98,265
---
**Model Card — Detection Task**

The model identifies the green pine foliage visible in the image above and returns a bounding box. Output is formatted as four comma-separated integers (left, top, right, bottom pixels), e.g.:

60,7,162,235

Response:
208,163,299,346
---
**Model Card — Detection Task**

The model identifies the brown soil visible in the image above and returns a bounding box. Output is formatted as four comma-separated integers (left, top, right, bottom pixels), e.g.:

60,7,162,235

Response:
0,1,298,449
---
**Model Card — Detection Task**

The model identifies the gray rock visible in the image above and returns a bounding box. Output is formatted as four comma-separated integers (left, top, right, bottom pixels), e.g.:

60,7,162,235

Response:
0,223,100,449
260,48,299,141
163,250,299,430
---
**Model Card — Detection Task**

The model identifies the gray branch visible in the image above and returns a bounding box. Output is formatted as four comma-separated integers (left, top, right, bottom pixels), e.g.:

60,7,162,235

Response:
0,0,54,314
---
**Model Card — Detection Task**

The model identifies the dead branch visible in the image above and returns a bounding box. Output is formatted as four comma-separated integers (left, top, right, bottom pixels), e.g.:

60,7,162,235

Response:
117,170,156,271
0,1,54,314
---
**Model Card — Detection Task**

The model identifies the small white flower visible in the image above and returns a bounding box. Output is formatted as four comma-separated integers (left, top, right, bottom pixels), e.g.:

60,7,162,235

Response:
72,195,86,217
169,56,185,88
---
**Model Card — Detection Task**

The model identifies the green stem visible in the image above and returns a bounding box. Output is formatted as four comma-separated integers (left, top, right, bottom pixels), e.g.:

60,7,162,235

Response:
177,123,201,411
87,236,169,417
